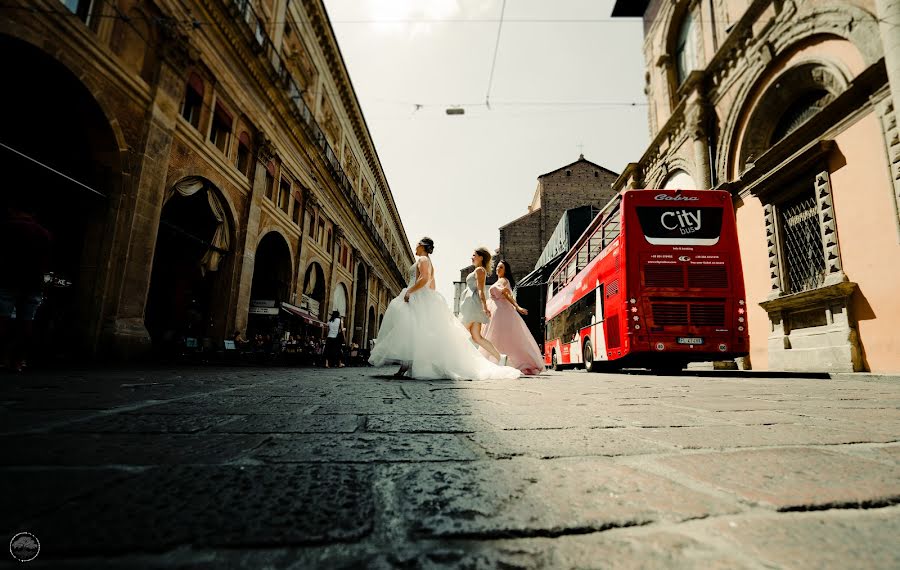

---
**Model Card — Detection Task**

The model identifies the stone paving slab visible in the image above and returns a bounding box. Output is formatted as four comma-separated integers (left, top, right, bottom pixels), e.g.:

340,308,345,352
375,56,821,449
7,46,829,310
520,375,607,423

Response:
313,402,475,416
365,414,491,433
637,424,897,450
11,464,374,556
136,396,283,415
701,507,900,569
252,433,479,463
2,365,899,568
0,410,95,434
608,411,725,428
468,427,671,459
398,459,739,539
54,413,243,434
212,413,359,433
480,410,623,430
0,434,268,466
1,469,132,531
656,447,900,510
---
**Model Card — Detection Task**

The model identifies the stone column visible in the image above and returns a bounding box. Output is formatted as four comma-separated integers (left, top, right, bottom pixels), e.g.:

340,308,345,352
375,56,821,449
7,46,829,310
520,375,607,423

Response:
102,32,188,358
876,0,900,235
296,189,317,304
689,104,712,189
877,0,900,131
231,142,272,337
328,226,344,316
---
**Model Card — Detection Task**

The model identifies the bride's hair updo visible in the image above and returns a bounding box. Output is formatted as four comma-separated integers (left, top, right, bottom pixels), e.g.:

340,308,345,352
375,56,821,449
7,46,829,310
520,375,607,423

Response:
474,246,492,270
418,237,435,254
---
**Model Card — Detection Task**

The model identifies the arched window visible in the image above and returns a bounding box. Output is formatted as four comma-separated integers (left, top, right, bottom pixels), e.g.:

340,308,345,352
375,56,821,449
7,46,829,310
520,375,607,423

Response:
662,169,698,190
675,9,698,87
770,90,831,145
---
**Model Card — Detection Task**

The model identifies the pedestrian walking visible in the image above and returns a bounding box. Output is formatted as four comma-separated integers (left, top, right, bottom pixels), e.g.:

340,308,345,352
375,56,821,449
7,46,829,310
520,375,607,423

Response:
0,200,52,372
324,310,345,368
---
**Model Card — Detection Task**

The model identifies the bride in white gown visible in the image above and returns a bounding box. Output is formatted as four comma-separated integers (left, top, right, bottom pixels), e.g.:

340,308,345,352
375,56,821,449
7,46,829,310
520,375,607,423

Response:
369,237,521,381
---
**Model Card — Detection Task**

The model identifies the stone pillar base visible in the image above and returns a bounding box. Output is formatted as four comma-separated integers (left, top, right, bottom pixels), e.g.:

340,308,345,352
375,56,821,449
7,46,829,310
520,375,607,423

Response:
760,282,863,372
103,317,153,361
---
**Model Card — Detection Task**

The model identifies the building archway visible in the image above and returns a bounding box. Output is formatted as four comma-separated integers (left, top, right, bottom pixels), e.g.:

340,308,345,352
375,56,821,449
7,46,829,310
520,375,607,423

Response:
736,62,848,173
0,33,122,359
367,306,377,343
251,232,293,303
145,178,233,349
352,263,368,343
302,262,326,320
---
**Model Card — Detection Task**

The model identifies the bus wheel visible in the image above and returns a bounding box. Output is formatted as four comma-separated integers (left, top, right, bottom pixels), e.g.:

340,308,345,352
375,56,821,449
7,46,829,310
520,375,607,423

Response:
552,351,562,372
583,340,596,373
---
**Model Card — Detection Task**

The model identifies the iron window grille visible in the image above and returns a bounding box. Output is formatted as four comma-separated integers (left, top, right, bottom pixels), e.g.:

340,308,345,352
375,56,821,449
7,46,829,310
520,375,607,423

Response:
779,187,826,294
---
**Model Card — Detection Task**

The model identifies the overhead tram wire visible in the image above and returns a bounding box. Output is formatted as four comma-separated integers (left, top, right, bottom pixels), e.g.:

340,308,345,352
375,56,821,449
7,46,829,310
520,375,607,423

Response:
0,141,107,198
2,3,653,127
0,5,891,26
484,0,506,110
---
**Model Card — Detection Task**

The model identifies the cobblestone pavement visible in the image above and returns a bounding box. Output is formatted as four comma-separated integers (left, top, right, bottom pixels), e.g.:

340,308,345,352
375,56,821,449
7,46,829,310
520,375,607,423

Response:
1,365,899,569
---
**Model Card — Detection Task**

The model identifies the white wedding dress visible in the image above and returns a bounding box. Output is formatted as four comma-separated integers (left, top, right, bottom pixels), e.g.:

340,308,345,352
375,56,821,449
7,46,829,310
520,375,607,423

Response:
369,256,521,381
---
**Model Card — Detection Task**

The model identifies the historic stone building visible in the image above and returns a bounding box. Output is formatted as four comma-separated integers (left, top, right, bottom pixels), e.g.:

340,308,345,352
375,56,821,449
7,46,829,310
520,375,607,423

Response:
497,156,619,277
611,0,900,372
0,0,412,359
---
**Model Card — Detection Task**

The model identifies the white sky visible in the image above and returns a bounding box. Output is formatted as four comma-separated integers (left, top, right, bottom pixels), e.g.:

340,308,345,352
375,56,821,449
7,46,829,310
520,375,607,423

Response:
323,0,650,305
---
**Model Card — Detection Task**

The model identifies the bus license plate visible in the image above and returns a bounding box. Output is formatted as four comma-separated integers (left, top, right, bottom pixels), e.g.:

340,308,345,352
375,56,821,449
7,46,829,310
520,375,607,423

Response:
677,337,704,345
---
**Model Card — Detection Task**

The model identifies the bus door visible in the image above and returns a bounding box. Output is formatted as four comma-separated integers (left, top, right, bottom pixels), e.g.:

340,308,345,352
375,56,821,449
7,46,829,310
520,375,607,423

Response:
592,281,607,361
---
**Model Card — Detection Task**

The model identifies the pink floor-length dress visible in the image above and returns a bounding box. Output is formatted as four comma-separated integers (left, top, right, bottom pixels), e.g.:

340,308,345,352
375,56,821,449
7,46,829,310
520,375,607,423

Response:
480,280,545,375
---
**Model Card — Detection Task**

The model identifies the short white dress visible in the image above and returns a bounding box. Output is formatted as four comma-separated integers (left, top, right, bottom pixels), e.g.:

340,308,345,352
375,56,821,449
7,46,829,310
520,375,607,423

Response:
369,257,520,381
458,270,489,325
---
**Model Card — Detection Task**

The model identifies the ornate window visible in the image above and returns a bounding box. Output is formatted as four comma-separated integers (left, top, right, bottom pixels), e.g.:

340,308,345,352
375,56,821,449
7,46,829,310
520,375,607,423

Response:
675,9,698,86
209,103,233,153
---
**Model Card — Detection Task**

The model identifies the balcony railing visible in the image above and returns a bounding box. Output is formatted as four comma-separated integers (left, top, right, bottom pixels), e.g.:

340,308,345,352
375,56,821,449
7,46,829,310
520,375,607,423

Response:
224,0,405,284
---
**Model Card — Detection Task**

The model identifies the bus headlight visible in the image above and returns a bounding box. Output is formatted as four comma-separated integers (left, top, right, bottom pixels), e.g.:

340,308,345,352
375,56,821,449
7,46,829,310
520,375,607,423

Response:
738,326,744,331
718,343,728,352
655,342,665,351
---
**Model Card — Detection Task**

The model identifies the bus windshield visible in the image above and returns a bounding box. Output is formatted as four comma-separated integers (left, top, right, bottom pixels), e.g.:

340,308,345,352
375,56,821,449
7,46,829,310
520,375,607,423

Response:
635,206,723,246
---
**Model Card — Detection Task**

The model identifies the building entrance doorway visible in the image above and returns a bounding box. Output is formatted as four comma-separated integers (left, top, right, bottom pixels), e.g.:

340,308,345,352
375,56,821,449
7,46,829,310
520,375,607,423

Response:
145,179,231,352
0,34,120,361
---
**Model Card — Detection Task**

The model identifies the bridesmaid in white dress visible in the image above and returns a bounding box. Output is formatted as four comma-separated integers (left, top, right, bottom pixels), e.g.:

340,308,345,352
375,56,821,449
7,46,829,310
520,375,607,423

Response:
369,238,520,381
458,247,506,365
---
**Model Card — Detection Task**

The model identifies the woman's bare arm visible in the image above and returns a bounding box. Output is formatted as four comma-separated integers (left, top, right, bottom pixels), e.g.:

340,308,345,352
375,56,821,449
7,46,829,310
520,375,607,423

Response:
500,279,528,314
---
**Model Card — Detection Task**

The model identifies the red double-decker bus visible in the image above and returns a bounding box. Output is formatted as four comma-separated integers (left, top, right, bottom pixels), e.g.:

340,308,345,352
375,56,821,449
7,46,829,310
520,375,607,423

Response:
544,189,748,372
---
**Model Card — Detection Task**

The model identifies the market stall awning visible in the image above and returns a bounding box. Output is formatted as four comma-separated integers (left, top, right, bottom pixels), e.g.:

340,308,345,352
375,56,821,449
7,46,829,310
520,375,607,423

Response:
281,302,326,327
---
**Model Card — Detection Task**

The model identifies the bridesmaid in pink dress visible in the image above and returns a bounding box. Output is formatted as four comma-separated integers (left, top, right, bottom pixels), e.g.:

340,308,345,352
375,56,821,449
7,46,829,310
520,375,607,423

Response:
480,260,545,375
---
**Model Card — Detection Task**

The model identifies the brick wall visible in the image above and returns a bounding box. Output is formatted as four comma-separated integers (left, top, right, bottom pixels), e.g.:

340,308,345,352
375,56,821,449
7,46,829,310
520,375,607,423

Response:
498,209,543,275
539,160,619,239
497,158,619,279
